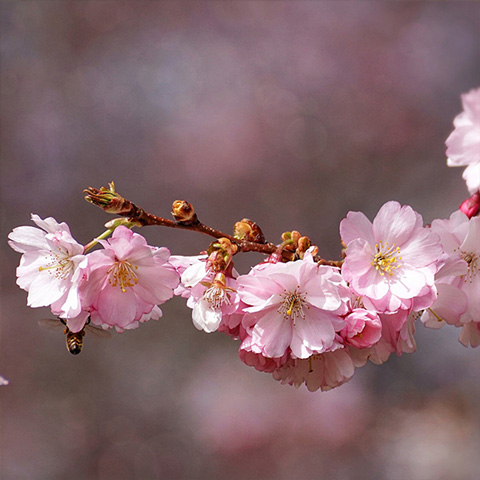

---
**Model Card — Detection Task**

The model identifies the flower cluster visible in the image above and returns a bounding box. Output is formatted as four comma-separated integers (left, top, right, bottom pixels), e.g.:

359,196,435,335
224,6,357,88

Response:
5,87,480,391
8,221,179,333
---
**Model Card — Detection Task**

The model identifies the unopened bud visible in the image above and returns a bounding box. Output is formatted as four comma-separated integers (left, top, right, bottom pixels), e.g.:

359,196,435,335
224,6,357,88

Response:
84,182,130,214
297,236,311,253
459,191,480,219
172,200,197,224
206,238,238,272
233,218,265,243
281,230,301,244
291,231,301,244
281,230,303,254
215,237,238,257
207,249,227,272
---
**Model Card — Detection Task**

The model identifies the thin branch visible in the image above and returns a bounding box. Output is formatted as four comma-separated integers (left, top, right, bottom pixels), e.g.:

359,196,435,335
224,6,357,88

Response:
83,183,343,267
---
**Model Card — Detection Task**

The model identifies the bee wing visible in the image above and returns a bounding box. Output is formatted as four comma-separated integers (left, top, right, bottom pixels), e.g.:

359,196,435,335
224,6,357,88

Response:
38,318,65,331
85,324,111,339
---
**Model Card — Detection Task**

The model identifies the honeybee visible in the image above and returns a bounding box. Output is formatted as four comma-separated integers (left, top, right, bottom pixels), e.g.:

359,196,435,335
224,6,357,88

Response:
39,317,110,355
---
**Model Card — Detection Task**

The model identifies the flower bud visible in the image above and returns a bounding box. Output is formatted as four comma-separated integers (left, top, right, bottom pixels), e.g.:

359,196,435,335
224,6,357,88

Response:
84,182,131,214
233,218,265,243
281,230,301,245
297,236,311,253
206,238,238,272
206,249,228,273
215,237,238,257
291,230,301,244
172,200,198,224
459,191,480,219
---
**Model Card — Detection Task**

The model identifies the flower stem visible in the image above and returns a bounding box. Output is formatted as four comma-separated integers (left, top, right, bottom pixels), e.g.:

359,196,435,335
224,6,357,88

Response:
83,228,114,253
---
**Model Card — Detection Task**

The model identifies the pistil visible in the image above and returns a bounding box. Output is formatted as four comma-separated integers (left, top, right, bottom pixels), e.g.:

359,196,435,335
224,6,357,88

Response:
278,289,307,324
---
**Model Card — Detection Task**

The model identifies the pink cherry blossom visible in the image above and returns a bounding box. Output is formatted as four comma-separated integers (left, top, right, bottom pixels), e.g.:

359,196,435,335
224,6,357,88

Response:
238,335,289,373
169,254,208,298
420,254,468,329
8,214,88,319
340,201,443,313
446,87,480,194
237,257,349,360
80,226,179,331
173,256,242,335
191,273,240,334
368,310,416,365
340,308,382,349
426,211,480,342
272,348,356,392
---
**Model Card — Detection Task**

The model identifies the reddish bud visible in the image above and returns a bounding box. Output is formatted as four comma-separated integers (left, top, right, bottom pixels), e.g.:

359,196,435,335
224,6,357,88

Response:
459,191,480,219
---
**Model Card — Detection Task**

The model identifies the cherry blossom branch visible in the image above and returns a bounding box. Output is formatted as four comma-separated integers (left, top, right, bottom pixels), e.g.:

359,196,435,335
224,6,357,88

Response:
5,87,479,393
83,182,343,267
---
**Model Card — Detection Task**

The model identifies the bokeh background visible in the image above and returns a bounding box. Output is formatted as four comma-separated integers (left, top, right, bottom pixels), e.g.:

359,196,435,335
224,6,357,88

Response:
1,2,480,479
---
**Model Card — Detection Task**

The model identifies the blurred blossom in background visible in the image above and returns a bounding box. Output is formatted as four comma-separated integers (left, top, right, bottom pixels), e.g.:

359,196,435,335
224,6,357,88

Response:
1,2,480,479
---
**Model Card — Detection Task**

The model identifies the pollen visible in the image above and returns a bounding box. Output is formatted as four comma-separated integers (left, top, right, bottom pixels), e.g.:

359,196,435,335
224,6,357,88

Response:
108,260,139,292
372,241,402,276
39,251,74,280
278,288,308,325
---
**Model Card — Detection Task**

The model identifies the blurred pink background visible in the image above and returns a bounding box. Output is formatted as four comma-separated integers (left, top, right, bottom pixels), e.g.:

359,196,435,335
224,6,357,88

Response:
1,2,480,479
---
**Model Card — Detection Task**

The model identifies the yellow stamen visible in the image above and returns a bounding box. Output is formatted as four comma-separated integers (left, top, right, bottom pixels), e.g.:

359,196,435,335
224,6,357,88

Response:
427,308,443,323
371,241,402,276
108,260,139,292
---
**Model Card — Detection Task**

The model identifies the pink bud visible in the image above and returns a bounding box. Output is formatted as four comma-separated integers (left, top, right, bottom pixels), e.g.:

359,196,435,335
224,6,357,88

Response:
459,191,480,219
340,309,382,349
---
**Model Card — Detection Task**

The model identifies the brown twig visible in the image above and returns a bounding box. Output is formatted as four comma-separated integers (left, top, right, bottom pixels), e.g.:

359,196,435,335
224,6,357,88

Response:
83,183,343,267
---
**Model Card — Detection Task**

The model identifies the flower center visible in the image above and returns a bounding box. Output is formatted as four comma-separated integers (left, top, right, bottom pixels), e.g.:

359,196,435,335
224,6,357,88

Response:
108,260,138,292
278,289,307,325
204,284,232,310
372,241,402,276
462,251,479,283
39,249,74,280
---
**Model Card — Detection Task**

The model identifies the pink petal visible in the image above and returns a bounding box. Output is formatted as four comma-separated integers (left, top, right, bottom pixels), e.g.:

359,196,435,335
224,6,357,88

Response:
290,309,339,358
252,309,292,358
373,201,418,246
340,210,375,246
